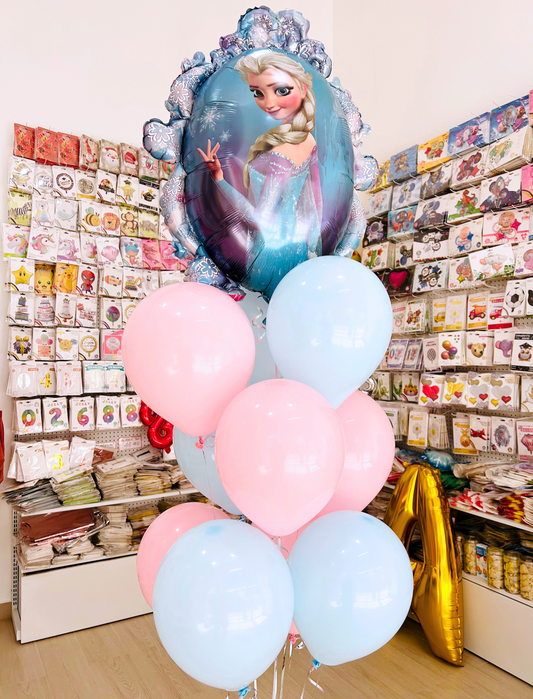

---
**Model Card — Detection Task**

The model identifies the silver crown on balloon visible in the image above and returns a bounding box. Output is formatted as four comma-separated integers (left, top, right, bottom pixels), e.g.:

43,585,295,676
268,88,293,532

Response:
143,6,377,293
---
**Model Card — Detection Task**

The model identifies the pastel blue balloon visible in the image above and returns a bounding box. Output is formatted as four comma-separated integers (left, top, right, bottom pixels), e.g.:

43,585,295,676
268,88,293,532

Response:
267,257,392,408
153,520,294,690
173,428,241,515
288,511,413,666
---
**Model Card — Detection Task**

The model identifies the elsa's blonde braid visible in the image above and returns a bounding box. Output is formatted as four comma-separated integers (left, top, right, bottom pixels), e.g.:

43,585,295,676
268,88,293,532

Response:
235,53,315,189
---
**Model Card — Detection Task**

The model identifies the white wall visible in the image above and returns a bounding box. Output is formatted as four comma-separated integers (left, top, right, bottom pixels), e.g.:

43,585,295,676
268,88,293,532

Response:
0,1,333,603
333,0,533,164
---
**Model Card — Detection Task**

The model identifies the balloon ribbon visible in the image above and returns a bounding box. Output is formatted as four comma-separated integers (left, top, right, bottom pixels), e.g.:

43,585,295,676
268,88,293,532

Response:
300,660,323,699
251,305,266,342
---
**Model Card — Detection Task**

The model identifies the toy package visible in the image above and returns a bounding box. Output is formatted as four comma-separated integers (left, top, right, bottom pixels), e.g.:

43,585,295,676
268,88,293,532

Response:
401,372,420,403
482,209,531,246
493,329,515,365
361,243,395,272
417,133,451,173
96,236,122,266
418,374,445,407
52,166,76,198
74,170,96,200
389,145,418,182
469,244,515,281
34,128,58,165
34,295,56,327
8,191,32,227
100,298,122,329
57,230,81,263
448,113,490,156
444,294,467,331
100,205,121,236
69,397,95,432
469,414,491,452
120,237,143,267
522,163,533,204
391,179,421,210
80,232,99,265
78,201,101,234
466,292,488,330
76,264,97,296
101,329,124,360
55,292,76,327
8,156,35,193
79,135,99,171
54,198,78,232
386,339,409,369
142,239,163,269
122,269,143,298
488,373,519,410
486,125,533,175
138,209,159,239
3,224,29,258
487,292,514,330
53,262,77,294
32,328,55,359
99,140,120,174
412,260,449,292
479,171,522,212
78,329,100,361
489,96,529,141
466,331,494,366
447,187,482,223
42,397,69,433
55,328,78,360
116,175,139,207
432,298,447,332
413,195,449,229
387,206,416,240
33,164,53,196
139,183,160,210
96,170,117,204
14,398,42,435
466,373,491,411
122,299,140,324
381,268,413,296
404,299,426,333
394,238,414,268
413,230,449,262
13,124,35,159
8,326,33,361
422,336,440,370
120,143,139,177
96,395,121,430
448,219,483,257
363,220,387,247
75,296,97,328
369,160,390,192
6,258,34,293
511,332,533,372
7,292,34,326
138,147,159,182
420,162,452,200
57,133,79,168
450,147,489,190
160,241,180,271
490,416,516,454
99,265,123,297
442,373,468,407
446,255,474,292
503,280,527,317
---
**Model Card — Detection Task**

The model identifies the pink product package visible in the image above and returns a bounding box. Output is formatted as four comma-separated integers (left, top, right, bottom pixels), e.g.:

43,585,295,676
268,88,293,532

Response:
142,239,162,269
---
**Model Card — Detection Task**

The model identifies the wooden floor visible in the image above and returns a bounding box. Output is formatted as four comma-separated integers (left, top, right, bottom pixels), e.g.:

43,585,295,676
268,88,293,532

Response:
0,616,532,699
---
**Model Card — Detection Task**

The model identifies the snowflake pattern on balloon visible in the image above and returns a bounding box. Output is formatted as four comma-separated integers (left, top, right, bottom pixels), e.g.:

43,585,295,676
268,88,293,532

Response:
219,130,231,143
199,107,221,131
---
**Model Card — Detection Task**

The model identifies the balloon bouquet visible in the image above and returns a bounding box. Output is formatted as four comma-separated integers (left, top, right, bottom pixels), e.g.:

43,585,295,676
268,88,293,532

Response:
123,7,413,695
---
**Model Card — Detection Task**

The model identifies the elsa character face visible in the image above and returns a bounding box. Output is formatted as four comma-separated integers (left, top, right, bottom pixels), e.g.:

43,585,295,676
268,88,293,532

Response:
247,67,307,122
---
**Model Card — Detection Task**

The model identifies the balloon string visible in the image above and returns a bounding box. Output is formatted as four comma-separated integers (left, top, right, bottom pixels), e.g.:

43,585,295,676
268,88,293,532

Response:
279,637,289,699
299,661,323,699
200,443,215,519
272,654,278,699
251,305,266,342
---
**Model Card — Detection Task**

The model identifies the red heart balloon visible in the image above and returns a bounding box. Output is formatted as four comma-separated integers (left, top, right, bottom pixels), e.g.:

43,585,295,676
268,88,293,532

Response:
479,393,488,401
501,395,512,404
389,270,408,290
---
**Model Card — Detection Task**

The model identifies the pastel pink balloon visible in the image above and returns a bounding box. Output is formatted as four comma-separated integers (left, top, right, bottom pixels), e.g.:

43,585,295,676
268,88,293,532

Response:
318,391,395,516
137,502,229,608
122,283,255,436
215,379,345,536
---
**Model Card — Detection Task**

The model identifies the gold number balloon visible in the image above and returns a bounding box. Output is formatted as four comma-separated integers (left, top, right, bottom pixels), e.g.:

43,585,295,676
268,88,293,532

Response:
384,463,464,666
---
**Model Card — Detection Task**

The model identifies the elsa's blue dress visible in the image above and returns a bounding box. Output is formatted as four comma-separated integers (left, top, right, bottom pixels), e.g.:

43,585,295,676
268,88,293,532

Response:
215,145,322,298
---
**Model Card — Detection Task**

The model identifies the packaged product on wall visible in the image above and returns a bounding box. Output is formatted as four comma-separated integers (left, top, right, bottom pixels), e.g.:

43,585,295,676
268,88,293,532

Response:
75,296,97,328
448,219,483,257
122,269,143,299
34,295,56,327
490,416,516,454
57,231,81,263
159,242,180,271
101,329,124,360
8,326,32,361
431,298,446,332
391,372,403,401
452,412,477,455
412,260,449,292
7,361,38,398
159,216,172,242
43,397,69,433
8,156,35,194
469,414,491,452
141,269,160,296
517,421,533,459
467,292,488,330
99,265,123,298
403,374,420,404
83,362,107,393
482,209,530,246
361,242,395,272
393,238,414,268
78,328,100,360
445,294,467,330
116,175,140,207
413,195,449,230
422,336,440,371
122,298,139,325
407,410,428,447
487,292,514,330
30,195,53,229
100,298,122,329
13,124,35,159
74,170,96,201
119,205,139,237
105,362,126,392
100,205,121,236
387,338,409,370
514,242,533,277
403,339,423,370
522,163,533,204
503,280,527,317
7,292,35,326
465,372,490,410
138,209,160,239
75,264,97,297
373,372,392,401
442,373,468,406
479,171,522,213
448,113,490,157
18,442,48,480
54,199,79,233
391,179,421,210
96,395,121,430
418,374,444,407
489,96,529,141
142,239,162,269
6,258,35,293
488,373,520,411
120,394,142,427
438,331,466,367
381,268,413,296
34,128,58,165
450,146,489,190
139,182,160,211
138,147,159,183
363,220,387,247
69,396,95,432
420,162,452,199
120,144,139,177
469,244,515,281
36,362,56,395
96,236,122,267
388,206,417,240
369,160,390,192
485,125,533,175
511,332,533,372
3,224,29,259
389,145,418,183
466,331,494,366
14,398,42,435
96,170,117,205
404,299,426,333
525,279,533,315
8,191,32,227
391,300,407,334
57,133,80,168
78,201,101,234
52,166,76,199
79,135,99,171
98,140,120,174
32,328,56,360
493,329,515,365
55,328,78,360
447,186,482,223
521,376,533,412
413,230,449,263
33,164,53,196
417,133,451,173
428,414,449,450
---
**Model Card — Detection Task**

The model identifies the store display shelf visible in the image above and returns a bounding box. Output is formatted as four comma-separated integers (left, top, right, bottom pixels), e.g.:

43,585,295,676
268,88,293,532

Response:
462,571,533,609
16,488,200,517
383,482,533,533
17,549,139,575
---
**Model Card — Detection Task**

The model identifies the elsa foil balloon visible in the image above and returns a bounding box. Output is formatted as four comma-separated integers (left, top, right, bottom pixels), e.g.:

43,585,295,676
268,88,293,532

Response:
144,6,376,299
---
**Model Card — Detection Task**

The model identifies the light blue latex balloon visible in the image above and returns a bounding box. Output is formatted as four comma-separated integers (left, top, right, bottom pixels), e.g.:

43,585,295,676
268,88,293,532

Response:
173,428,241,515
266,257,392,408
288,511,413,666
153,519,294,690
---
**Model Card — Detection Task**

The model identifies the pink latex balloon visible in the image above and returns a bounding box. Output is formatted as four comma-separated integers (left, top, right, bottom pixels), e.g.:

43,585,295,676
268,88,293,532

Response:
215,379,345,536
318,391,395,516
137,502,229,608
122,283,255,436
